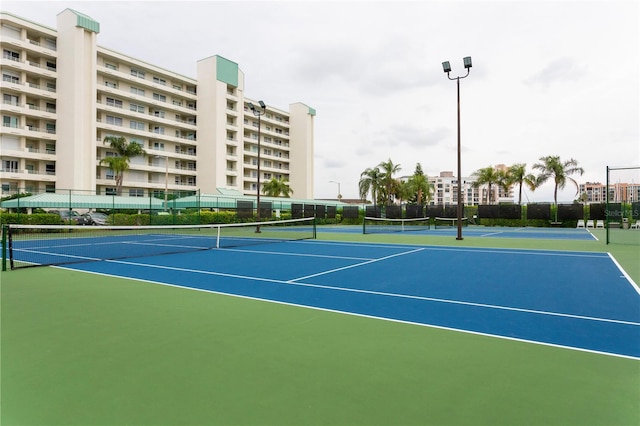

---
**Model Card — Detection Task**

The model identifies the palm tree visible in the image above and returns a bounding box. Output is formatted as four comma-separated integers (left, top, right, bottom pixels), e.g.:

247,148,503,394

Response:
359,167,384,205
100,136,146,195
261,177,293,197
378,158,401,205
508,163,538,205
407,163,433,205
472,166,501,204
393,180,413,205
532,155,585,205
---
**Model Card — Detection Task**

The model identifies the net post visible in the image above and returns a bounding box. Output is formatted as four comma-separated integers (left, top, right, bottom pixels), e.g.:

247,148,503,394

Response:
313,218,317,239
362,217,366,234
216,224,221,249
1,224,7,272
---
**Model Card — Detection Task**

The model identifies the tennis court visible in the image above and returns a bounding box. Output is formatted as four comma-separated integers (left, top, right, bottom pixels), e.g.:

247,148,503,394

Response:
7,223,638,358
2,221,639,425
333,221,598,240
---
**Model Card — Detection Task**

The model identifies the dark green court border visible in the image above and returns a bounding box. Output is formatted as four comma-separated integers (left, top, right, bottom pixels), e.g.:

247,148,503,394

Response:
1,228,638,425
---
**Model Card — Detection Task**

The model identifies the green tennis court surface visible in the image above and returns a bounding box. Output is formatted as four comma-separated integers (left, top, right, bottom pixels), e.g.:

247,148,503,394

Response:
1,226,638,425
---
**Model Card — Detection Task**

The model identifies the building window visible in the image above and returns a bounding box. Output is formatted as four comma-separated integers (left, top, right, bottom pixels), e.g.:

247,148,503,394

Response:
3,49,20,61
2,115,19,128
130,87,145,96
153,93,166,102
44,38,56,50
106,115,123,126
105,62,117,70
45,163,55,175
105,187,117,195
153,142,165,150
3,160,18,172
130,120,145,130
131,68,145,78
3,93,19,105
105,81,117,88
172,100,182,107
106,97,123,108
2,70,20,84
130,103,145,113
153,110,165,118
153,77,166,85
129,189,144,197
153,126,164,134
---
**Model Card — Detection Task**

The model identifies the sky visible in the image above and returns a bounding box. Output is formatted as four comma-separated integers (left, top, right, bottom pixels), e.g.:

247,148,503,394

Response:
3,0,639,202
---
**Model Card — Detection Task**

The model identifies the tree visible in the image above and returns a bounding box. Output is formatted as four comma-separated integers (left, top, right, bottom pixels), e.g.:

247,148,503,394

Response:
472,166,502,204
261,177,293,197
532,155,585,205
393,179,413,205
407,163,433,205
100,136,146,196
359,167,384,205
508,163,538,205
378,158,401,205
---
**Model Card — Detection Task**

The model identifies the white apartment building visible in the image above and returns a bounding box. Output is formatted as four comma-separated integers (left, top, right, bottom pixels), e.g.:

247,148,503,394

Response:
427,170,513,206
429,171,481,206
0,9,315,199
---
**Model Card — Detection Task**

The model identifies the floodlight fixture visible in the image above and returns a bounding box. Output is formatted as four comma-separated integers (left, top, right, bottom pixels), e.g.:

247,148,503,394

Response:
259,100,266,109
442,61,452,73
464,56,472,69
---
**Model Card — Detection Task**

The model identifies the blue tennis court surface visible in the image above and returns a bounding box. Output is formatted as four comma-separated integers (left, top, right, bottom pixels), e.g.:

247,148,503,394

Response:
321,225,598,240
60,240,639,359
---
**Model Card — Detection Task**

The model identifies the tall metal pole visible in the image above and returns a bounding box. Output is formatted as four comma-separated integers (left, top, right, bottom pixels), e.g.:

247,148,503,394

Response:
256,113,261,232
442,57,471,241
456,76,463,240
164,156,168,212
249,101,266,233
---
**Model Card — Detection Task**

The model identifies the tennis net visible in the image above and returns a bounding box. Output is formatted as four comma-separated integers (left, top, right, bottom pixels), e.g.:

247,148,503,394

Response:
434,217,468,229
363,216,430,234
3,217,316,270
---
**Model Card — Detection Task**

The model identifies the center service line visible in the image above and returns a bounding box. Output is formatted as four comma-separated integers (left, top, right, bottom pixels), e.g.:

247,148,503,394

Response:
288,247,425,283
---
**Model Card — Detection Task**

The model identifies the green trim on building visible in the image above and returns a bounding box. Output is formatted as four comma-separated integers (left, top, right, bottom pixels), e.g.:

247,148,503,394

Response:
308,107,316,116
70,9,100,33
216,56,238,87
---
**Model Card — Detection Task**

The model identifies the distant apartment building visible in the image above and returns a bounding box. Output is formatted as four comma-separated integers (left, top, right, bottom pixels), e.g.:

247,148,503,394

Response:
0,9,315,199
580,182,640,204
426,167,513,206
579,182,607,203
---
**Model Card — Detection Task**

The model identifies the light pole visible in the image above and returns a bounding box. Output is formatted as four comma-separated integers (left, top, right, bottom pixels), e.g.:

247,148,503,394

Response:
329,180,342,201
442,56,472,240
249,100,266,232
155,155,169,211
